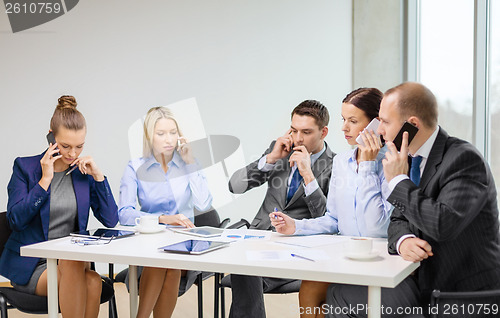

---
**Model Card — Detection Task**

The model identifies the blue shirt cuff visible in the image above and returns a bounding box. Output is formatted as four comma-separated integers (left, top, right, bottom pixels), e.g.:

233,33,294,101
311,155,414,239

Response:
258,155,275,172
357,160,377,176
303,179,319,197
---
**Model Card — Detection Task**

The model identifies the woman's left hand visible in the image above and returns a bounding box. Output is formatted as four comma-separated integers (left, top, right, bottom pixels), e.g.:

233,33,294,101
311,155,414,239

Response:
177,137,195,164
71,156,105,182
357,130,382,162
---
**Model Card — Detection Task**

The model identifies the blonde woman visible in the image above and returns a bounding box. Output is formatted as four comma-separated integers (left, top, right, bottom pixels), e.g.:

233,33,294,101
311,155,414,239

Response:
119,107,213,317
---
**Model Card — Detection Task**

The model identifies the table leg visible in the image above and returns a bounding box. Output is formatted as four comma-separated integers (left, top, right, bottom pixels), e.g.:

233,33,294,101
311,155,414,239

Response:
367,286,381,318
47,258,58,318
129,265,138,318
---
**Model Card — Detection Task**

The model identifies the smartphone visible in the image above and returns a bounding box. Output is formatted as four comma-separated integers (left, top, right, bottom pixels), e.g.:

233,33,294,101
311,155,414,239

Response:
356,118,380,147
392,122,419,151
46,132,60,157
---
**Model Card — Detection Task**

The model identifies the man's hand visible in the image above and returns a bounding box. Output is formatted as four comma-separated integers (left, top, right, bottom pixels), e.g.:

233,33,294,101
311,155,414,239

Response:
399,237,433,262
267,129,294,164
269,211,296,235
289,145,315,185
382,132,409,182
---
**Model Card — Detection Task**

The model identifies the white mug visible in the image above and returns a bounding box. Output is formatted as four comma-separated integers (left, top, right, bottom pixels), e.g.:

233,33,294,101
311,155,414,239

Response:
135,215,159,230
348,237,373,255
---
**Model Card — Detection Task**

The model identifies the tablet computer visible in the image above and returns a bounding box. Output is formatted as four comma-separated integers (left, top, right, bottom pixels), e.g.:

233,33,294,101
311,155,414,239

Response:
159,239,230,255
70,228,136,239
169,226,224,238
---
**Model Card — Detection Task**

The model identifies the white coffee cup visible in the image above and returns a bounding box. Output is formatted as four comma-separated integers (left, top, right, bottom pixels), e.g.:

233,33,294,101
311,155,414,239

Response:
135,215,159,230
347,237,373,255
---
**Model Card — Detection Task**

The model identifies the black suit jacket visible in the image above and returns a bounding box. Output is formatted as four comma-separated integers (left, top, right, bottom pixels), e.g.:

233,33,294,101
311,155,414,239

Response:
228,141,334,230
387,128,500,302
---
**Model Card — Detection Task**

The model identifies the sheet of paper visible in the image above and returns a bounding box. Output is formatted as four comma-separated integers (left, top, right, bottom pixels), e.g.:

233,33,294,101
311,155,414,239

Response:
222,229,272,241
274,234,348,248
246,249,331,261
290,249,331,261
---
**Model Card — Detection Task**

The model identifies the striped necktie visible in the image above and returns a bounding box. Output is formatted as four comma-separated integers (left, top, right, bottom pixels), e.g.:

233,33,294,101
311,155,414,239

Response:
410,155,423,186
286,168,303,203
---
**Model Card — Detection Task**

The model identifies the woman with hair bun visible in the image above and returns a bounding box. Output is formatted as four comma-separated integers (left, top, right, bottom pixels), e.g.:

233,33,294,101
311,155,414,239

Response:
0,95,119,317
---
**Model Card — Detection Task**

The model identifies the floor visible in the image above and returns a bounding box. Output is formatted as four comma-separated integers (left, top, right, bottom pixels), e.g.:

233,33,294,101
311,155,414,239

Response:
4,276,300,317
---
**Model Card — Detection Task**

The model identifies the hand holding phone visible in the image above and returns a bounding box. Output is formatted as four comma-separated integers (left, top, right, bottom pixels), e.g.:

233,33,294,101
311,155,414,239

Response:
392,122,419,151
356,118,380,147
46,132,60,157
267,128,294,164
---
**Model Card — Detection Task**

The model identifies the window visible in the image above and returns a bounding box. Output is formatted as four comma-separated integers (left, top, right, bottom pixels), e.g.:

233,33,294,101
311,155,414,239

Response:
490,1,500,197
420,0,474,142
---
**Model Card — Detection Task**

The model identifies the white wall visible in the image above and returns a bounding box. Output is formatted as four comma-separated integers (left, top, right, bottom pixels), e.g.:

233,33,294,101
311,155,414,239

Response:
353,0,402,91
0,0,352,228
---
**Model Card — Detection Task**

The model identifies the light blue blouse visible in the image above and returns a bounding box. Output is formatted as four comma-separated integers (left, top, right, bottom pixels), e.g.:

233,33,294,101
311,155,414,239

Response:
294,146,392,237
118,151,213,226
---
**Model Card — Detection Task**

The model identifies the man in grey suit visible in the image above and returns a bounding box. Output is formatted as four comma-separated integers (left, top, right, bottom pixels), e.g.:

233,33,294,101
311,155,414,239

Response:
228,100,334,318
325,82,500,317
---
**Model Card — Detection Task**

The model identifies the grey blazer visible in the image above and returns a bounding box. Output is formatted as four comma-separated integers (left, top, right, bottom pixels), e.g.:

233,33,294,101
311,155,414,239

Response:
229,141,334,230
387,128,500,302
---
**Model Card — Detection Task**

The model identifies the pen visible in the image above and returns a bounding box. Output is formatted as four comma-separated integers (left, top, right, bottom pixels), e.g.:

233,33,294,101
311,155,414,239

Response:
273,207,278,219
291,253,315,262
66,165,78,176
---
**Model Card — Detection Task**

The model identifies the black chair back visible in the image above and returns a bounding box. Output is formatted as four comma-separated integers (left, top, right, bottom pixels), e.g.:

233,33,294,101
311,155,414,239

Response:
194,208,221,228
0,212,12,257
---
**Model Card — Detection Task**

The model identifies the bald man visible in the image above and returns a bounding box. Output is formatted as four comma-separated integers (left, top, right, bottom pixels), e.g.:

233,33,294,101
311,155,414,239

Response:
324,82,500,317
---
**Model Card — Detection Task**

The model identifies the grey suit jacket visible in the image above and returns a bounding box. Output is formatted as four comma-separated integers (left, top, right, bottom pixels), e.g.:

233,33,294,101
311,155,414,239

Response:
387,128,500,302
229,141,334,230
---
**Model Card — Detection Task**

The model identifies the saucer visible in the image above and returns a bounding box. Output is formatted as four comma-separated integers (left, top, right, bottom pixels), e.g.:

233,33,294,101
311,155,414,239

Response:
136,224,165,234
345,250,380,260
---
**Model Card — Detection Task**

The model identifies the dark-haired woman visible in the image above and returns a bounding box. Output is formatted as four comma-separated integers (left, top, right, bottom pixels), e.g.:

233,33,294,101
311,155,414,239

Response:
0,96,118,318
269,88,393,318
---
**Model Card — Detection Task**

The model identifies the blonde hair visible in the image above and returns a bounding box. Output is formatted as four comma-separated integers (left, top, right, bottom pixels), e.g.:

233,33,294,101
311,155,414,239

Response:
143,107,182,157
50,95,86,135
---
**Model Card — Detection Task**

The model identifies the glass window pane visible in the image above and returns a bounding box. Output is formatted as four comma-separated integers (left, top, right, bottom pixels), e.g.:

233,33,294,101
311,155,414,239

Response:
420,0,474,142
490,1,500,200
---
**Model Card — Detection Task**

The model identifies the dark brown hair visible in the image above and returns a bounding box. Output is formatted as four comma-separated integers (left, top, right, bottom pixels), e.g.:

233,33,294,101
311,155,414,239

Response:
342,87,383,121
385,82,438,128
50,95,86,135
291,100,329,128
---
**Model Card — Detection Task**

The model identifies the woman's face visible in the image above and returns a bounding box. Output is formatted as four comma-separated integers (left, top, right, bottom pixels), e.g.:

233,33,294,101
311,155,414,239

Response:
341,102,372,146
152,118,179,157
54,127,86,165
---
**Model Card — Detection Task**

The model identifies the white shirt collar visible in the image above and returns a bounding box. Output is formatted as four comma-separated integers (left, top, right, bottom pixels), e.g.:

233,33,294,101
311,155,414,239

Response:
412,126,439,159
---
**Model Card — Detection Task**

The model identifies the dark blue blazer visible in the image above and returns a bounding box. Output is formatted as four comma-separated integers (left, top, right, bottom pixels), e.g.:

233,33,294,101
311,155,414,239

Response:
0,152,118,285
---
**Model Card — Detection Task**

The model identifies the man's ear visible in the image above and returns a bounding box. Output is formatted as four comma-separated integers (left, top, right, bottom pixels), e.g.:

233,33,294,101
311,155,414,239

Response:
320,126,329,139
407,116,420,129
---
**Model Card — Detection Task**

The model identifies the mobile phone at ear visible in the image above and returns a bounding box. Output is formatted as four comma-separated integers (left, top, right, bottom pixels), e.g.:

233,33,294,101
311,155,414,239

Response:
46,132,60,157
356,118,380,147
392,122,419,151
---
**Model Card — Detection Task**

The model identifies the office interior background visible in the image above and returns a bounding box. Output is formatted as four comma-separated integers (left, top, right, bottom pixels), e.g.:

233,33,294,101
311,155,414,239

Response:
0,0,498,280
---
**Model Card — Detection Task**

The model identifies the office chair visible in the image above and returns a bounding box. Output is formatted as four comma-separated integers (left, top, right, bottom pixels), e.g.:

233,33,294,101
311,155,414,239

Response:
112,208,230,318
0,211,117,318
429,288,500,318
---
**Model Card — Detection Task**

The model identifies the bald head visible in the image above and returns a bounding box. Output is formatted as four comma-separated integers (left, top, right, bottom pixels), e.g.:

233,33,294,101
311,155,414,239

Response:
385,82,438,129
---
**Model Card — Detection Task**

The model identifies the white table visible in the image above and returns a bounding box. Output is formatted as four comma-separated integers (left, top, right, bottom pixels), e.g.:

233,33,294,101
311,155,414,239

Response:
21,230,418,318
